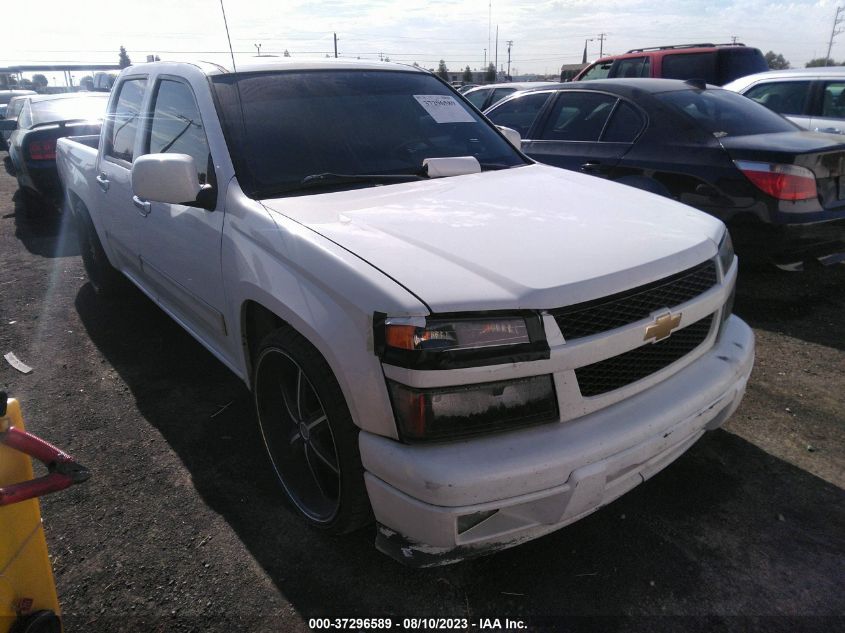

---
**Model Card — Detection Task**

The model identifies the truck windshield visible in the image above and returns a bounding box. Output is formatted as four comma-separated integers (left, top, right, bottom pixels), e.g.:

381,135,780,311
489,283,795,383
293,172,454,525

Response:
211,69,526,198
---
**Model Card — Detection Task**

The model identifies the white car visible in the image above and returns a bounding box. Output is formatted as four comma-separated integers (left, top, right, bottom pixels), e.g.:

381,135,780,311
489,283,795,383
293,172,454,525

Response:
724,67,845,134
462,81,560,110
56,59,753,566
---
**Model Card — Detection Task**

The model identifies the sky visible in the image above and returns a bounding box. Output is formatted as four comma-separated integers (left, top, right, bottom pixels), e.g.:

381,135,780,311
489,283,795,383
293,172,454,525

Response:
0,0,840,84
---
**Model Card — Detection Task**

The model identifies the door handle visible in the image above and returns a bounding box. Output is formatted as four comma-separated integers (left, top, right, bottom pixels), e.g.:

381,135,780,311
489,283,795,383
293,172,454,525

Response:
132,195,151,216
581,162,610,175
95,173,110,192
814,127,843,134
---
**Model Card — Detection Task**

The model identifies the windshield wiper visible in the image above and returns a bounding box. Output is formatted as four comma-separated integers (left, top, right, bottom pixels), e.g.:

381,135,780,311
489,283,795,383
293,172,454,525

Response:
300,172,426,187
255,172,427,198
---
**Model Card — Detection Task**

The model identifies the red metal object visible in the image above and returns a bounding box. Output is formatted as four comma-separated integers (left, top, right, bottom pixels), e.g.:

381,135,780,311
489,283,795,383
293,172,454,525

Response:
0,425,90,507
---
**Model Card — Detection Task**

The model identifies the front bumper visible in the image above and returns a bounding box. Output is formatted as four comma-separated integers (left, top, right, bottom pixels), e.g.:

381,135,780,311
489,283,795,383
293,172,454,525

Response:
360,315,754,567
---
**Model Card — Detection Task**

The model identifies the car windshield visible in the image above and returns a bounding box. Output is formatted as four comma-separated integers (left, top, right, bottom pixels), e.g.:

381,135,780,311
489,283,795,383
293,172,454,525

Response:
29,95,109,127
656,88,799,137
211,69,526,198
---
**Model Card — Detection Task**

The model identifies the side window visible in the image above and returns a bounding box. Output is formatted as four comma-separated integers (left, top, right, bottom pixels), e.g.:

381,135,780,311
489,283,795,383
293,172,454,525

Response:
820,82,845,118
16,102,32,129
601,101,645,142
613,57,649,79
465,89,491,109
662,52,716,83
104,78,147,163
146,79,212,185
580,61,613,81
486,92,552,137
744,81,811,116
539,92,617,141
489,87,516,107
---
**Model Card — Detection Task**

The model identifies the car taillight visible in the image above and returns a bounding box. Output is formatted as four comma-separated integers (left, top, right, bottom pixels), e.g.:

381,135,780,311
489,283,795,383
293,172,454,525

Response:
734,160,817,201
27,139,57,161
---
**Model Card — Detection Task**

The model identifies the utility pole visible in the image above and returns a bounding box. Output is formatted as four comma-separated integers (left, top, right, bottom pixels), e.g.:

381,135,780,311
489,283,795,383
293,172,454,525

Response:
484,48,487,68
730,35,738,44
333,33,338,58
254,43,262,56
826,6,844,61
597,33,607,57
506,40,513,79
488,0,492,68
495,25,499,77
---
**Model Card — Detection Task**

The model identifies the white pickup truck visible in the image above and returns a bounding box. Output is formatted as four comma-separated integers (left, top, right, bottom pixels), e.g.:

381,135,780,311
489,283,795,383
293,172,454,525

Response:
56,59,753,566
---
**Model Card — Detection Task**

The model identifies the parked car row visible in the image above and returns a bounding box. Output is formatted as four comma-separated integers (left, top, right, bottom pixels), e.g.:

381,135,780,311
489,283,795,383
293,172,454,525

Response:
484,78,845,268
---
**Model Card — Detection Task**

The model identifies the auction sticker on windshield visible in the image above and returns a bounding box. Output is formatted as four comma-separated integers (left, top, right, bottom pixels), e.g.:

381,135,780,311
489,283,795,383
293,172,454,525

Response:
413,95,476,123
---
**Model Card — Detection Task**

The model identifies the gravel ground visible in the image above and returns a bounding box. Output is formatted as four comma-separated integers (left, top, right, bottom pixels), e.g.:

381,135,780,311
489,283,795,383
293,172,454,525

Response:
0,168,843,633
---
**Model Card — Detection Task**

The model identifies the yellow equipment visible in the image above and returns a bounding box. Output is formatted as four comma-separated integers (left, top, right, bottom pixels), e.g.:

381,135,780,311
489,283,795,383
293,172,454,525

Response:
1,393,89,633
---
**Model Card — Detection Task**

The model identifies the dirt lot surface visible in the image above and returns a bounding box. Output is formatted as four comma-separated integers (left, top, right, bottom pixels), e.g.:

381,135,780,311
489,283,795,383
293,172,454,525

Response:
0,167,843,633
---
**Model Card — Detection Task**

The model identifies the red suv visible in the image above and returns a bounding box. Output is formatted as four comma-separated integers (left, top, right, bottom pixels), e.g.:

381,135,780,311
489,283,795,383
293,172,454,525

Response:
573,43,768,86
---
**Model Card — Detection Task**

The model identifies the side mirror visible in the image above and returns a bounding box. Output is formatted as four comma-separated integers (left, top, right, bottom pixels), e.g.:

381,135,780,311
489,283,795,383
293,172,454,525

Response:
497,125,522,148
0,119,17,131
131,153,213,210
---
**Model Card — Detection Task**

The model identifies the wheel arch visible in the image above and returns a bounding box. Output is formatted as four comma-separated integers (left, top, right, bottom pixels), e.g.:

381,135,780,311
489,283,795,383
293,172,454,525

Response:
237,292,399,439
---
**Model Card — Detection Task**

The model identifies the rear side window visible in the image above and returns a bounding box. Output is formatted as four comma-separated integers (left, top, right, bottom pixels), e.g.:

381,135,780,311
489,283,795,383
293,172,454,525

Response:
717,48,769,85
486,92,552,137
821,82,845,118
489,87,516,107
662,52,716,83
613,57,650,79
540,92,617,141
657,88,798,137
146,80,212,185
744,81,811,116
465,89,491,108
601,101,644,142
104,78,147,163
579,61,612,81
6,98,26,119
16,103,32,129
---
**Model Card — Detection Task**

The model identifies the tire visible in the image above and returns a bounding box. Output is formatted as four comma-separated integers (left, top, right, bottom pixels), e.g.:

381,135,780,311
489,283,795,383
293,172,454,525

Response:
72,202,126,297
253,326,372,534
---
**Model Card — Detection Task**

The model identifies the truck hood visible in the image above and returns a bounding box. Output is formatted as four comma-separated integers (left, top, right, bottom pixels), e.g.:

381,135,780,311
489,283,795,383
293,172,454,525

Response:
261,164,724,313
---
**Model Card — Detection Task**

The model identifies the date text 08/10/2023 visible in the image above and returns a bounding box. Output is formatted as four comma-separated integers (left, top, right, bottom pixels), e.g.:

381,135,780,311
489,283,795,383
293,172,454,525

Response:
307,618,527,630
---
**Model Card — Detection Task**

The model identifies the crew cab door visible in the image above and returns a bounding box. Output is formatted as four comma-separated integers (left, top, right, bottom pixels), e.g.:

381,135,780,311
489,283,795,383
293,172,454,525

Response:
133,77,228,349
97,76,148,280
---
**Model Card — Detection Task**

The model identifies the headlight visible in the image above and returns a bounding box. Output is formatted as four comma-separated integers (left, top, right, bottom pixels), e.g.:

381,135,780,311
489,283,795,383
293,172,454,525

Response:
387,375,559,442
718,229,735,276
384,316,530,351
717,229,736,335
376,313,550,370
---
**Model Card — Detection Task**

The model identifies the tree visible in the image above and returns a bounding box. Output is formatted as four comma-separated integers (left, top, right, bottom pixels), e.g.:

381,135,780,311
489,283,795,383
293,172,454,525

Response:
806,57,838,67
485,62,496,82
462,65,473,82
80,75,94,91
31,74,48,91
118,46,131,68
283,49,291,57
436,60,449,80
764,51,790,70
412,61,420,68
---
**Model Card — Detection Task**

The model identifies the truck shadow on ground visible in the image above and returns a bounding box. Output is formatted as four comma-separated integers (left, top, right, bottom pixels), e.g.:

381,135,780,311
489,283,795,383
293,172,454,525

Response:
73,282,845,626
9,189,79,258
734,262,845,351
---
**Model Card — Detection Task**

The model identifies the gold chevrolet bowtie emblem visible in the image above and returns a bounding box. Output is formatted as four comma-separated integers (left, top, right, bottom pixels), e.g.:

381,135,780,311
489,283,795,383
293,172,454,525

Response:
644,312,682,342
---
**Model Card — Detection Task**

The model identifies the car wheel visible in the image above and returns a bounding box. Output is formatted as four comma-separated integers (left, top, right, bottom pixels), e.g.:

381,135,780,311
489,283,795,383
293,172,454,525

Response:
73,203,126,296
253,327,371,533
